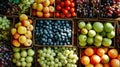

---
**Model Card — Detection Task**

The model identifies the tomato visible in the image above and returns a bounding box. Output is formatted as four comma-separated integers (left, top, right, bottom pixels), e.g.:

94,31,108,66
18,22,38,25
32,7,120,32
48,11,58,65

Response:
65,0,71,7
55,12,60,17
56,5,61,10
62,9,68,15
70,2,75,7
66,13,71,18
60,2,65,7
65,6,70,10
70,8,75,13
60,13,65,18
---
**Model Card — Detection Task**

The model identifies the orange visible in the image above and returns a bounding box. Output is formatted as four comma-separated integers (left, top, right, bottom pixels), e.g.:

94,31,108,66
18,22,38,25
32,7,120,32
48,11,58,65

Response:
108,49,118,59
110,59,120,67
95,63,103,67
103,63,110,67
85,47,94,56
97,48,105,56
81,56,90,65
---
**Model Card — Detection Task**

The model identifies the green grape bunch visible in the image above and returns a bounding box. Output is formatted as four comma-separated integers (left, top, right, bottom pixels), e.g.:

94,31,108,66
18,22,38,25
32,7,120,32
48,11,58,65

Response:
0,16,11,30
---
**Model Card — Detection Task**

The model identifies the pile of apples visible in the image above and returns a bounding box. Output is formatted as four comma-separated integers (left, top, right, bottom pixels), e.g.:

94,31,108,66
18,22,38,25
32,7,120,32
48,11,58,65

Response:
80,47,120,67
55,0,76,18
32,0,55,18
11,14,33,47
78,21,115,47
12,48,35,67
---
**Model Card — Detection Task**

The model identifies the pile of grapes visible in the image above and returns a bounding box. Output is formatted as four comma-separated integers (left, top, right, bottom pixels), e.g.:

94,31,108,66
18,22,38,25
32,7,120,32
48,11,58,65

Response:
35,20,72,46
37,47,78,67
76,0,100,18
0,41,13,66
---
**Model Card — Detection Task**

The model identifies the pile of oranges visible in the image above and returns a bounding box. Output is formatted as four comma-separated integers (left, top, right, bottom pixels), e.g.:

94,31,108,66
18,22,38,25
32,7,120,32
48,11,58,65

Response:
80,47,120,67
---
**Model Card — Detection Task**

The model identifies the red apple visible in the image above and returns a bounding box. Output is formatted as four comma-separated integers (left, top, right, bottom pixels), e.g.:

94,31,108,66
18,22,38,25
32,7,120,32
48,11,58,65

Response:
22,20,30,26
36,11,43,18
43,7,49,13
12,40,20,47
14,33,20,39
44,12,50,18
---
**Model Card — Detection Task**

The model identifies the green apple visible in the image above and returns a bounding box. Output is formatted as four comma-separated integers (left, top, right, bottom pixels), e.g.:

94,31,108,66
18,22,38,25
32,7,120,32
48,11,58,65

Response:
100,31,106,37
16,61,21,66
12,58,17,63
78,34,87,42
21,50,27,57
107,30,115,39
26,56,33,63
20,57,25,62
13,48,20,52
27,49,35,56
81,28,88,34
79,42,87,47
102,38,112,47
78,21,86,29
94,42,102,47
101,54,110,64
87,37,94,45
93,22,104,32
104,22,114,32
85,22,92,30
14,52,20,59
88,30,96,37
94,34,103,43
21,61,27,67
26,62,32,67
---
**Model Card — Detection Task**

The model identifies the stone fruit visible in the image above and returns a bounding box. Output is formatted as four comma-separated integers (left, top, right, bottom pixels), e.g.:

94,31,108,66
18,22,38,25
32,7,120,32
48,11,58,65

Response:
36,11,43,18
93,22,103,32
27,49,35,56
14,33,20,39
104,22,114,32
14,52,20,59
94,34,103,43
18,35,27,44
11,28,17,35
19,14,28,21
85,22,92,30
81,56,90,65
78,34,87,42
78,21,86,29
84,47,94,56
101,54,110,64
87,37,94,45
108,49,118,59
88,30,96,37
37,3,43,11
110,59,120,67
102,38,112,47
18,26,27,34
107,31,115,39
22,20,30,27
94,42,102,47
81,28,88,34
21,50,27,57
43,0,50,7
90,55,101,64
43,6,49,13
27,25,34,31
12,40,20,47
24,39,32,46
79,42,87,47
26,56,33,63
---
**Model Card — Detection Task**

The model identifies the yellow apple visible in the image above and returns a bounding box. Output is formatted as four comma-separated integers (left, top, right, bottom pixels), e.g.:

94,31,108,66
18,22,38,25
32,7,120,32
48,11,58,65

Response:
43,0,50,7
24,39,32,46
18,35,27,44
36,11,43,18
11,28,17,35
19,14,28,21
43,6,49,13
22,20,30,26
28,19,33,24
49,0,55,5
37,3,43,12
49,6,55,13
27,25,34,31
25,31,32,39
44,12,50,18
18,26,27,34
15,22,22,28
35,0,44,3
32,3,37,9
12,40,20,47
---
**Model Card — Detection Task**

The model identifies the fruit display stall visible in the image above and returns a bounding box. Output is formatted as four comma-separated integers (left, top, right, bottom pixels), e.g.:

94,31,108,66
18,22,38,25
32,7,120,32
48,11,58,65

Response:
0,0,120,67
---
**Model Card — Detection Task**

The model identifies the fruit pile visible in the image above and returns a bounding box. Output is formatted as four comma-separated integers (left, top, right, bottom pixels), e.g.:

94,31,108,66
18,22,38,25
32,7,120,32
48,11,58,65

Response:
0,16,11,41
76,0,100,18
11,14,33,47
0,0,33,15
0,41,13,66
55,0,76,18
32,0,55,18
37,47,78,67
78,21,115,47
100,0,120,18
80,47,120,67
35,20,72,46
12,48,35,67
